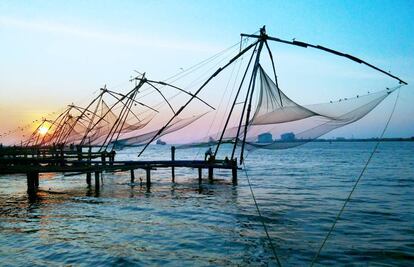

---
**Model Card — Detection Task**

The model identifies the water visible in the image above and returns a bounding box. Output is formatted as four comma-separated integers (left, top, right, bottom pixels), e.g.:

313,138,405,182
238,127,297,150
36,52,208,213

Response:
0,142,413,266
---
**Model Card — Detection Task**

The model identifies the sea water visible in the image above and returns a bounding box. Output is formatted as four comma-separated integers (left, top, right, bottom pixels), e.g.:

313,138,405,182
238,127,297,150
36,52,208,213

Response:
0,142,413,266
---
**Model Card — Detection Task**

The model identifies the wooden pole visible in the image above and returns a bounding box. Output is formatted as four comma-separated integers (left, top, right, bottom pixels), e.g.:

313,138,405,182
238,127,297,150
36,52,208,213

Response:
34,172,39,188
232,164,238,185
86,172,91,186
101,152,106,166
26,172,36,193
146,168,151,187
237,35,265,163
95,171,100,190
198,167,202,184
60,148,65,166
131,169,135,183
101,79,143,152
214,42,258,157
138,41,258,158
208,167,213,182
171,146,175,183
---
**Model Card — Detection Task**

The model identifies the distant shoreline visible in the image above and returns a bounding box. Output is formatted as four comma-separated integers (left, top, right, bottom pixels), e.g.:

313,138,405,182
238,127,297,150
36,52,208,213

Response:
265,137,414,143
1,138,413,148
304,137,414,142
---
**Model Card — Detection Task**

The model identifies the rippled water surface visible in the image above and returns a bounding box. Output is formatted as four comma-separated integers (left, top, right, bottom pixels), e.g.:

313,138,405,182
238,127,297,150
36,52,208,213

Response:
1,142,413,266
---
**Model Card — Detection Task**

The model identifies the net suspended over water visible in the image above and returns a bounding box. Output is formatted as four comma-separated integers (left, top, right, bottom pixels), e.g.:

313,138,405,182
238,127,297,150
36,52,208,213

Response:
246,66,401,149
112,112,208,149
178,65,401,150
13,27,405,161
21,69,214,149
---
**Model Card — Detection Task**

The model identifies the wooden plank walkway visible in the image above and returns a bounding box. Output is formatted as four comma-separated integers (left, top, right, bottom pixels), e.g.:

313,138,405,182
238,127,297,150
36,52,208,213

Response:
0,146,239,194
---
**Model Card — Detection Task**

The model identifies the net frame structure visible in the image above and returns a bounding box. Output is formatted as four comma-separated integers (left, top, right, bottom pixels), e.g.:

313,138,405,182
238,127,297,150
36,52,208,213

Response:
139,26,406,164
18,26,406,164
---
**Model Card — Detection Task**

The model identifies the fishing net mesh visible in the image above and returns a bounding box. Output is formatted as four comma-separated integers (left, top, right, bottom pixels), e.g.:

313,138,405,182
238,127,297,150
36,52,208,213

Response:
178,65,400,151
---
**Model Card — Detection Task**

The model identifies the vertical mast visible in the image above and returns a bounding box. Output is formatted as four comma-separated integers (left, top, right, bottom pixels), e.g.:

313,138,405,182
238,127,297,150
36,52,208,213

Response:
213,42,258,157
233,26,267,164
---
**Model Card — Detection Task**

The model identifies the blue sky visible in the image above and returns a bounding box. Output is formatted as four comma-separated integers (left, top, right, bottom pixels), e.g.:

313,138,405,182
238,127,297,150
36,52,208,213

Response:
0,0,413,140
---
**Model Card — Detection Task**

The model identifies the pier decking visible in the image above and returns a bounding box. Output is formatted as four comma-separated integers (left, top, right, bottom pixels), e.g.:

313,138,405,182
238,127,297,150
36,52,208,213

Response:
0,146,239,194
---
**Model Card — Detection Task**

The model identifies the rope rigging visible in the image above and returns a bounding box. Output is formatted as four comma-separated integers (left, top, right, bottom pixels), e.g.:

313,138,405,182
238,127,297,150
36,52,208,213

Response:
310,88,401,266
243,160,283,267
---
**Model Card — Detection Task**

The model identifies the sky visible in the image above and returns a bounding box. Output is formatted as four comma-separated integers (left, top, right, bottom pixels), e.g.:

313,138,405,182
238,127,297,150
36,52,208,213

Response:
0,0,413,144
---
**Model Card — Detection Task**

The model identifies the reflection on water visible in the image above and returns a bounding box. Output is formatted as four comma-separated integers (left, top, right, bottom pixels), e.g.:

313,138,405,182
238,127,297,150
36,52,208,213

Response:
0,142,413,266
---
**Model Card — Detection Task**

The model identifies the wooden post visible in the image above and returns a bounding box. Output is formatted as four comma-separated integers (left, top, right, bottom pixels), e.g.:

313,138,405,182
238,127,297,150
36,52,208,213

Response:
131,169,135,183
86,172,91,186
95,171,100,189
198,167,202,184
232,166,238,185
101,152,106,166
88,146,92,160
27,173,34,193
34,172,39,187
171,146,175,183
26,172,36,193
60,148,64,166
208,167,213,182
146,168,151,187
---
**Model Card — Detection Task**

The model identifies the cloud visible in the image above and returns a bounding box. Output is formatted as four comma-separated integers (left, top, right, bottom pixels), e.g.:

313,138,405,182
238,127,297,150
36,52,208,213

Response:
0,16,220,53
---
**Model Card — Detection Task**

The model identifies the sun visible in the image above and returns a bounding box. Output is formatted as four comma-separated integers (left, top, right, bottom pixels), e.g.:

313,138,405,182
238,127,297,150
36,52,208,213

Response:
38,125,49,136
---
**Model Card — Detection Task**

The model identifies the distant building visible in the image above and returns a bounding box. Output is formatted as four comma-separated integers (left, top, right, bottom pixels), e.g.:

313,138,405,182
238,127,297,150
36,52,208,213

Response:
258,132,273,143
281,132,295,141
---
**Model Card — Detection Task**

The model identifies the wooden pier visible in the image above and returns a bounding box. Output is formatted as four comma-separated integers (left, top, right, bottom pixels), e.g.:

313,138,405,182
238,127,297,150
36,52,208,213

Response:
0,146,239,194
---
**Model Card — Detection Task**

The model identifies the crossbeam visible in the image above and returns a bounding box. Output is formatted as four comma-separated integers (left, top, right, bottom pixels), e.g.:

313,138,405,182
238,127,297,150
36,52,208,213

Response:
241,32,407,85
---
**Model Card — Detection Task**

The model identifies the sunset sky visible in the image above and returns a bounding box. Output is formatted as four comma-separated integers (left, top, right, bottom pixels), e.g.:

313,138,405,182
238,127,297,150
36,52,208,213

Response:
1,0,413,144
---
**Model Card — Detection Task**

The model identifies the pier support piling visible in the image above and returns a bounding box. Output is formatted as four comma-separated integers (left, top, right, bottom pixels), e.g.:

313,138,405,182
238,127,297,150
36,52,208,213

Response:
198,168,202,184
86,172,91,186
232,167,238,185
208,167,213,182
171,146,175,183
146,168,151,187
94,171,100,190
34,173,39,187
131,169,135,184
101,152,106,166
26,172,39,193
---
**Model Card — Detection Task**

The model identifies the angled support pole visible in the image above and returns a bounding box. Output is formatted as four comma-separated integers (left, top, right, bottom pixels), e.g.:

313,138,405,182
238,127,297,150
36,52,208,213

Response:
138,40,259,158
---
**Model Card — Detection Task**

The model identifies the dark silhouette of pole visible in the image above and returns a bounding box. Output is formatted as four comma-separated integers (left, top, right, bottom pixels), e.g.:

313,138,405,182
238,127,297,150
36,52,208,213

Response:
241,32,407,85
214,42,258,157
238,29,265,164
137,40,259,158
264,39,283,106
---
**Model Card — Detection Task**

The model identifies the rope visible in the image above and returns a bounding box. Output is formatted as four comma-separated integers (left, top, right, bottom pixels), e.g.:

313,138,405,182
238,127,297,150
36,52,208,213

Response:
192,41,249,160
310,88,401,266
193,50,240,159
243,161,282,267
